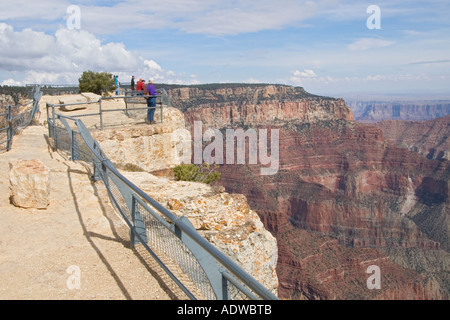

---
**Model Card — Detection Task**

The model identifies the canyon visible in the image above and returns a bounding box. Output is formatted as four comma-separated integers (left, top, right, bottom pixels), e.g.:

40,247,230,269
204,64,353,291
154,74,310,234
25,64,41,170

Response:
165,84,449,300
372,115,450,161
346,98,450,122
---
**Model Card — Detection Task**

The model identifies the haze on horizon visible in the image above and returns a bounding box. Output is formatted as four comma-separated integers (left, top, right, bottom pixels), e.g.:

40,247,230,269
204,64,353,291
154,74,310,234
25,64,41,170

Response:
0,0,449,99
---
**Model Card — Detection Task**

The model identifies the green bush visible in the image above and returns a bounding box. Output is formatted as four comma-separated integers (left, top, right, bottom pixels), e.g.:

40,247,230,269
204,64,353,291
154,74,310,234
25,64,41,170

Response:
78,71,115,95
172,163,221,184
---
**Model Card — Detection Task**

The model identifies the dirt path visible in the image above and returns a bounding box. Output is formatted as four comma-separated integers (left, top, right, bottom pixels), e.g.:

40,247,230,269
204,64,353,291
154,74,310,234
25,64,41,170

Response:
0,124,186,300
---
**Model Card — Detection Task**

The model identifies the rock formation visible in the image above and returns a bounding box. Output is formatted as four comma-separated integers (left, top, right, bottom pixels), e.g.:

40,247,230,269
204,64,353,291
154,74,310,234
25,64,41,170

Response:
167,84,354,128
58,93,101,111
92,107,191,172
347,99,450,122
0,94,15,107
165,83,449,300
372,115,450,160
9,159,50,209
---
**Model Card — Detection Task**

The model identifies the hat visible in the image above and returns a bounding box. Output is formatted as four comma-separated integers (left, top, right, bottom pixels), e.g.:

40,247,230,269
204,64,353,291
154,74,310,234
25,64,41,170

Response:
148,79,154,83
139,78,142,81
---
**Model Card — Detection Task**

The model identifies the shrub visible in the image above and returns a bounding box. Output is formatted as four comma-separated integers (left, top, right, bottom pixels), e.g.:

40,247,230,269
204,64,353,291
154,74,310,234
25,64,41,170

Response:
172,163,221,184
78,71,115,95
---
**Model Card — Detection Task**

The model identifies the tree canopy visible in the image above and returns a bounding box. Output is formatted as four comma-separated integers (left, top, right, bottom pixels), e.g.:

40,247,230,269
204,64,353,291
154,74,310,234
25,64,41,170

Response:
78,71,115,95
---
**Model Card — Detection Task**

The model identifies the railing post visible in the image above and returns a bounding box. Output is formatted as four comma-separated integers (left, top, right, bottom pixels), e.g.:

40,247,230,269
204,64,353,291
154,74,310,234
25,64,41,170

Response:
99,98,103,130
6,105,12,151
222,275,231,300
173,216,228,300
30,85,42,123
92,142,103,181
130,196,137,246
52,105,58,151
71,130,80,161
131,195,148,247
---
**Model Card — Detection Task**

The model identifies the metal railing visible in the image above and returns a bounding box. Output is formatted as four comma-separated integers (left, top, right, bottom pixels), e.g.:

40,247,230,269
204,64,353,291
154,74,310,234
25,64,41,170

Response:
124,88,171,107
45,93,165,131
46,100,278,301
0,86,42,153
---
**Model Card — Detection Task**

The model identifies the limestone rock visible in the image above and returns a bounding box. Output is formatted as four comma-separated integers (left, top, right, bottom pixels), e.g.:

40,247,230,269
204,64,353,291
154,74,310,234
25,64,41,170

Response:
93,107,192,172
81,92,101,102
59,95,89,111
9,159,50,209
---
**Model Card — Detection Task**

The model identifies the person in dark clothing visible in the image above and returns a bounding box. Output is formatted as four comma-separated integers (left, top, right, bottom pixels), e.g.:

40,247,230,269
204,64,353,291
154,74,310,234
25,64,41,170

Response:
131,76,135,91
145,79,157,124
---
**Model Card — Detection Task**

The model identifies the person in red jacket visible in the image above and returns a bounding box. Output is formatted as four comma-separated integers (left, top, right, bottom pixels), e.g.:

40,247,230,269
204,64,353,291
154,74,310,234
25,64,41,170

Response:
136,78,145,94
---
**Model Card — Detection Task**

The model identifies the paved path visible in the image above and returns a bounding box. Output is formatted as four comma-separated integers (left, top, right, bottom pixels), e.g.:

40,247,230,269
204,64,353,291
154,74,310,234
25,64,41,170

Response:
0,125,184,300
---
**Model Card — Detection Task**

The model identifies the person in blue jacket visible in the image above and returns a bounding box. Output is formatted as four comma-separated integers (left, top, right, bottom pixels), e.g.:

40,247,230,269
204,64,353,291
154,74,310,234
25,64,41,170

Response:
145,79,157,124
114,75,120,95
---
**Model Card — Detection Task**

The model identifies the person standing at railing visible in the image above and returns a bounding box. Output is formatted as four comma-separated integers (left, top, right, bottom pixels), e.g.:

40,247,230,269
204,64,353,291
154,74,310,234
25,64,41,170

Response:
131,76,136,91
136,78,145,96
144,79,157,124
114,75,120,95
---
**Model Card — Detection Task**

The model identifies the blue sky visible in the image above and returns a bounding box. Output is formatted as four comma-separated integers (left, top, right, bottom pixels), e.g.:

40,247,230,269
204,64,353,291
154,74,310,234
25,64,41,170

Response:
1,0,449,98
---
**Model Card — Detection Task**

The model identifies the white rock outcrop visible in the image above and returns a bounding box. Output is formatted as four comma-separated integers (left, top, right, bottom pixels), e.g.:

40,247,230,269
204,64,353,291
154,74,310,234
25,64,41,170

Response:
9,159,50,209
58,93,101,111
93,107,191,172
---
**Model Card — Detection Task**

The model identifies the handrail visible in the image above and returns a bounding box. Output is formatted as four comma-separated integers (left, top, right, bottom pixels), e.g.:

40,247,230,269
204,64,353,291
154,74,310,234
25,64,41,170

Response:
0,85,41,152
46,101,278,301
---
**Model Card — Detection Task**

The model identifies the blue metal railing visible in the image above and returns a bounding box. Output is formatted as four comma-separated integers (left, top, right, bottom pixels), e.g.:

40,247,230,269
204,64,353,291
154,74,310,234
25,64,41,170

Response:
46,100,278,300
0,85,42,152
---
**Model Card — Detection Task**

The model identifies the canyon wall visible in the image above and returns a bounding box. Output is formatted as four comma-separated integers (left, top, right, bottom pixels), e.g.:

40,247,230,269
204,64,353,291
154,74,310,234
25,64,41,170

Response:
372,115,450,161
347,100,450,122
167,84,449,300
167,85,354,127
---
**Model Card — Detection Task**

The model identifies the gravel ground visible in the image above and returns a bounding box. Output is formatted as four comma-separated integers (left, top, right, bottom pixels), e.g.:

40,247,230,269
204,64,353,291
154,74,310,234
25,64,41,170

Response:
0,124,186,300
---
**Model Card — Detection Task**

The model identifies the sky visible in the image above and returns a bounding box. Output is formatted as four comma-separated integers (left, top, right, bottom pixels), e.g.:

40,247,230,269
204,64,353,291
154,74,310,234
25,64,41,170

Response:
0,0,449,98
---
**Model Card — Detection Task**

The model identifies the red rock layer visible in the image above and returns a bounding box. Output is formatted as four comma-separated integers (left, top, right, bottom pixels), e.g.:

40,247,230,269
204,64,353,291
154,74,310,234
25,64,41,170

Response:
171,84,449,300
372,115,450,160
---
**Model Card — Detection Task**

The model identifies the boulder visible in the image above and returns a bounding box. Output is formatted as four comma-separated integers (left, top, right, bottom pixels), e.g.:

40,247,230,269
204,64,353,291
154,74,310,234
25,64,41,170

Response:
9,159,50,209
59,95,89,111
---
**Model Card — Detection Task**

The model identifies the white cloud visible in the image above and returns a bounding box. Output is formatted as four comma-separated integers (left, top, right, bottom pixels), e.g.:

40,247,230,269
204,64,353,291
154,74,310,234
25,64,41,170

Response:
290,69,318,86
13,0,330,36
245,77,262,84
0,23,196,85
0,0,68,22
293,69,317,78
347,38,395,51
1,78,22,86
144,60,163,72
172,0,326,36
